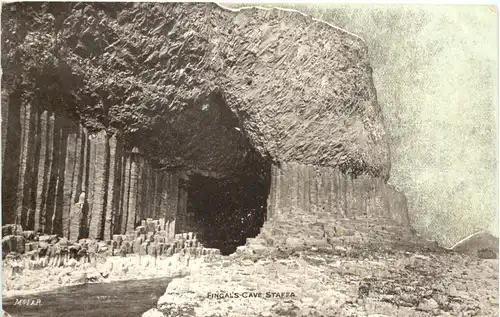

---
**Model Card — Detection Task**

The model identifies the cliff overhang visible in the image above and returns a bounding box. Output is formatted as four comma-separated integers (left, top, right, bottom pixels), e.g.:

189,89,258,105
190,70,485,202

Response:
2,2,390,180
1,3,406,250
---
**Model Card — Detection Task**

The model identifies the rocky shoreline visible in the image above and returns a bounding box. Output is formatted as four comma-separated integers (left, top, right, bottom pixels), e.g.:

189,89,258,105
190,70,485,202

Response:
143,213,499,317
2,220,221,299
3,252,217,299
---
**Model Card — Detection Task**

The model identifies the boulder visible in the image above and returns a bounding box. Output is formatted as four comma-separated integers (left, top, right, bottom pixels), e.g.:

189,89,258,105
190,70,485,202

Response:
69,243,82,253
156,243,164,255
147,232,155,242
59,237,69,247
25,242,39,252
451,232,499,259
66,258,79,268
38,235,52,243
14,235,25,254
77,248,87,259
140,242,149,255
2,235,16,255
126,234,135,242
123,241,132,253
2,224,23,236
86,268,103,283
133,237,143,253
21,230,36,241
119,244,127,257
48,235,58,244
142,308,165,317
417,298,439,311
147,222,156,233
97,241,108,253
148,244,157,256
135,226,147,236
97,260,114,277
86,239,99,253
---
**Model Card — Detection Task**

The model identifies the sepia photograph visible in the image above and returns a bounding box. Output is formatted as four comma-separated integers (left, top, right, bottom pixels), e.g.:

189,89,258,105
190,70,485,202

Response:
1,1,498,316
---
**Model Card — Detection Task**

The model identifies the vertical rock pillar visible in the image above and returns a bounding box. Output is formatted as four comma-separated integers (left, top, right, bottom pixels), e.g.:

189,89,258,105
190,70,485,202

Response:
2,89,22,225
103,134,117,240
62,123,78,238
89,131,108,239
177,172,188,234
34,110,48,233
1,91,9,168
126,147,141,233
120,154,131,234
167,172,179,241
16,103,32,227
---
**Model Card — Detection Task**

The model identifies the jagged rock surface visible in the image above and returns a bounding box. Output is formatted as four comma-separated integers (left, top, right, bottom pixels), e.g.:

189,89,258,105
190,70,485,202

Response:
2,2,390,179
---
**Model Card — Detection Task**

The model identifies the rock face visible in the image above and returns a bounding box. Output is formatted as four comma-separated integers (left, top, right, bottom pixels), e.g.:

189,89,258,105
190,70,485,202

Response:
2,2,398,242
2,2,389,179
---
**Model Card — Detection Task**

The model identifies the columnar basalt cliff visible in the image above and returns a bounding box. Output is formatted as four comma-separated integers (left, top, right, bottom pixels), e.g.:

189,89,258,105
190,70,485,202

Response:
1,101,185,240
268,163,408,225
2,2,406,247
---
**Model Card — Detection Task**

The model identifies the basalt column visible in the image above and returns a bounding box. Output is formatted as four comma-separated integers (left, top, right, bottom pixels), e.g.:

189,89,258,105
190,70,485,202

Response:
33,110,49,232
61,120,80,237
1,90,20,225
158,171,169,227
138,160,151,222
118,153,131,234
15,102,33,227
134,153,145,226
103,134,118,240
267,163,410,226
166,172,179,240
39,112,56,233
176,172,188,234
83,134,97,236
125,149,141,233
1,91,9,168
69,126,86,242
88,131,107,239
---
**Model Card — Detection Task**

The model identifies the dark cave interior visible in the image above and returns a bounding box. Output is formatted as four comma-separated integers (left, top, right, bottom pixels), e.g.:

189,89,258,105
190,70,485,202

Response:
186,167,271,255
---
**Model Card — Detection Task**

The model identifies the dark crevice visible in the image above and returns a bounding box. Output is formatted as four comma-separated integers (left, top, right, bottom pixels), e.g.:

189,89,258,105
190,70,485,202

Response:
186,160,271,255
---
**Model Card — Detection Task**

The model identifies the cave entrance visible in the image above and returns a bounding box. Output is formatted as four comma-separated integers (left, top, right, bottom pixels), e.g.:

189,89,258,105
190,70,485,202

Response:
153,90,273,255
186,162,271,255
